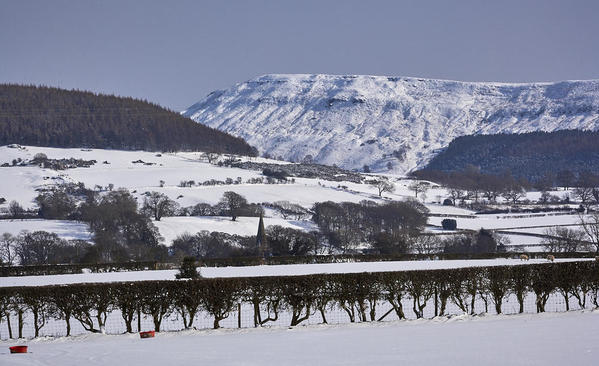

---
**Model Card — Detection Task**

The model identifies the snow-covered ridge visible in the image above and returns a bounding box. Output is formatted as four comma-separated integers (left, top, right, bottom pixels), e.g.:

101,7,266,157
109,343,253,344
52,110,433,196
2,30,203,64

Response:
183,74,599,174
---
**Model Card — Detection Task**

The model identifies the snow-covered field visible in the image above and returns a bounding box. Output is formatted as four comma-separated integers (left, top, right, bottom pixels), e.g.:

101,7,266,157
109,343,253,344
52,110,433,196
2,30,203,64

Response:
0,145,468,211
0,145,395,209
0,145,465,246
0,145,588,249
427,212,590,249
0,219,92,241
1,258,588,288
0,146,385,244
428,213,585,231
2,311,598,366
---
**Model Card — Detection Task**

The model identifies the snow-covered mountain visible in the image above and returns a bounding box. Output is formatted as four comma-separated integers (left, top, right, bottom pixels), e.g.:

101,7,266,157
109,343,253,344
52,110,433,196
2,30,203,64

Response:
183,74,599,174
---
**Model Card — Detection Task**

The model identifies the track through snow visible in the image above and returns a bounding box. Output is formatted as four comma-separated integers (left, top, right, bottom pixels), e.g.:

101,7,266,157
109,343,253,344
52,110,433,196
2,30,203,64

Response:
2,311,598,365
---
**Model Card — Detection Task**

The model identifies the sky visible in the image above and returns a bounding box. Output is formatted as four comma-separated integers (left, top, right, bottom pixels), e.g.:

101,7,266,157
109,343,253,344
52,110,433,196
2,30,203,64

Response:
1,0,598,111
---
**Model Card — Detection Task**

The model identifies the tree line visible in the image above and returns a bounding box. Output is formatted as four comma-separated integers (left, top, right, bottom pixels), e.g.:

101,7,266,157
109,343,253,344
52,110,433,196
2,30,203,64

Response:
412,165,599,208
0,84,257,155
421,129,599,183
170,226,319,260
311,200,428,253
1,182,322,265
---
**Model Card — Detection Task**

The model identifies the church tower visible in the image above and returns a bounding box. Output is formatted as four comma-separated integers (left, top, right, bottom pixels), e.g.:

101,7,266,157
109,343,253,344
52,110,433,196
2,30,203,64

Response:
256,212,268,258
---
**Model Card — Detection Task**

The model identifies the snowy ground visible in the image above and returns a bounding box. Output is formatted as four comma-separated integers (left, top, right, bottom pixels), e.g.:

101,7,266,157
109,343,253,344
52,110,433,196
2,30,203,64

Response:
2,310,597,366
0,145,587,250
428,213,589,250
0,219,92,241
1,258,588,287
428,213,585,231
0,145,385,209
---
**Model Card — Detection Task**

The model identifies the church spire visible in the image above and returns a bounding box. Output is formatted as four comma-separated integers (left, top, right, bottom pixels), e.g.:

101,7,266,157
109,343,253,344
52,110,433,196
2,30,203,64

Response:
256,212,268,258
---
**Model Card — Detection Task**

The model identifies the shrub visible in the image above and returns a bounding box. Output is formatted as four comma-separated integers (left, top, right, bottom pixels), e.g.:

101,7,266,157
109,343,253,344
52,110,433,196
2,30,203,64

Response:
262,168,288,181
441,219,457,230
35,190,77,219
8,200,25,219
176,257,200,279
32,153,48,163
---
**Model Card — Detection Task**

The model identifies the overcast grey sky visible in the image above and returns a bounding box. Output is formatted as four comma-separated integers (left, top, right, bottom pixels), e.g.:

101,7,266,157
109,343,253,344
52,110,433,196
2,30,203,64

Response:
1,0,598,110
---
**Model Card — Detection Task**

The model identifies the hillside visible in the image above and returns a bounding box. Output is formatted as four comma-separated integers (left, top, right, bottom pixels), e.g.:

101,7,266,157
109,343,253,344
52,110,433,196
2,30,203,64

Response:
183,74,599,173
0,84,257,155
419,130,599,181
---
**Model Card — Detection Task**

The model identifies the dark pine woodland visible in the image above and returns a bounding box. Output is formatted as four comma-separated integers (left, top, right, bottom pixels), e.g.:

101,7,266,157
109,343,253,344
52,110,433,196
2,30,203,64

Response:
421,130,599,182
0,84,257,155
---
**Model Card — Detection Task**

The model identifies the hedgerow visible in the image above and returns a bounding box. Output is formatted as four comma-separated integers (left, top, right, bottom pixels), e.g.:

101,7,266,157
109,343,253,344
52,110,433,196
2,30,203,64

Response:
0,261,159,277
0,261,598,338
4,253,599,277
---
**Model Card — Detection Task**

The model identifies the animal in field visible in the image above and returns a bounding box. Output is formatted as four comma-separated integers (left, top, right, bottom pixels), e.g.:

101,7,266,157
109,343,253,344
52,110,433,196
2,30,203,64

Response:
520,254,529,261
546,254,555,262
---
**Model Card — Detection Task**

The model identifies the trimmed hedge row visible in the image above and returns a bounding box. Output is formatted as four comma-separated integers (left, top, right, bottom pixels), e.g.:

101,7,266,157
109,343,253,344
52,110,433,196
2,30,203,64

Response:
0,261,160,277
196,252,599,267
1,261,598,338
4,253,599,277
0,252,597,277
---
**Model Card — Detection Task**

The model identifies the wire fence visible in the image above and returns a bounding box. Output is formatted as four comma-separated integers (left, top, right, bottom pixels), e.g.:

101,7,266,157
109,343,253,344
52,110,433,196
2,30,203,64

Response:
0,291,590,340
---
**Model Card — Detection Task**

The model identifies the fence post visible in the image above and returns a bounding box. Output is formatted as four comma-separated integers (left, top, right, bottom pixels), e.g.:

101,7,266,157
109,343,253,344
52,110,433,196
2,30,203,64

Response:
137,308,141,332
238,303,242,328
434,288,438,317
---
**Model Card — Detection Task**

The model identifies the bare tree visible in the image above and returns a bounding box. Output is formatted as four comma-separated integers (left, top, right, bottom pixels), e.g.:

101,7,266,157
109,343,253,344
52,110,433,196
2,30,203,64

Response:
538,191,552,204
501,186,526,204
203,152,220,164
408,181,429,200
556,170,575,190
272,201,308,220
14,231,65,265
480,180,504,202
542,226,586,253
448,188,466,205
573,187,594,211
493,233,511,250
579,213,599,252
0,233,16,265
219,191,248,221
8,200,25,219
142,192,178,221
369,179,395,197
412,235,442,254
191,203,214,216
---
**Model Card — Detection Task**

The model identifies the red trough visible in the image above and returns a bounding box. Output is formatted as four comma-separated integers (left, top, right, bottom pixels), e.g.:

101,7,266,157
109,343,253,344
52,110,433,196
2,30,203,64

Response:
139,331,155,339
9,345,28,354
